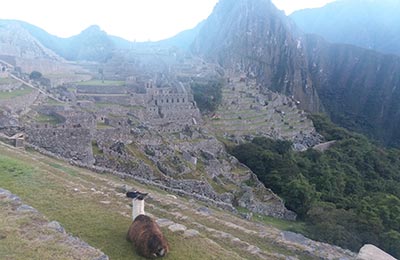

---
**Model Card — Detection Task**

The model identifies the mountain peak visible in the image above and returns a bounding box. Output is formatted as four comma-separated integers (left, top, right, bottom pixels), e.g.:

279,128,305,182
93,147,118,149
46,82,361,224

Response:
80,25,105,35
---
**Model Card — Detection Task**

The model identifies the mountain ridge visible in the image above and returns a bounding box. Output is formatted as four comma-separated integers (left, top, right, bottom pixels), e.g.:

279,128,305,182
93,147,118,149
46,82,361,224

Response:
290,0,400,56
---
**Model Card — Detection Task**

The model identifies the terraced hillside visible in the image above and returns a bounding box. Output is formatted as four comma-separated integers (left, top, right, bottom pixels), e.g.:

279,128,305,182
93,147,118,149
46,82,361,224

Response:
0,142,355,260
207,76,318,148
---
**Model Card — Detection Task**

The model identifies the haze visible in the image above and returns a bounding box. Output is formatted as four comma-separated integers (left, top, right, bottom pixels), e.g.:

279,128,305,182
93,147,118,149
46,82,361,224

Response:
0,0,335,41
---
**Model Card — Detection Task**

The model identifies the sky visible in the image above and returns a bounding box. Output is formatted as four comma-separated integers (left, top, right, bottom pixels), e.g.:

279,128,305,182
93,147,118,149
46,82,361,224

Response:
0,0,336,42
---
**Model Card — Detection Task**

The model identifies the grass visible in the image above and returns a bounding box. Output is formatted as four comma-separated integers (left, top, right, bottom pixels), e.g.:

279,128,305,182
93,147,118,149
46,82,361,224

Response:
0,198,104,260
236,207,307,234
96,122,114,129
94,102,135,109
77,80,125,86
42,97,63,106
34,113,63,125
126,143,163,178
0,142,334,260
92,141,104,155
0,77,18,85
0,86,33,99
0,144,243,260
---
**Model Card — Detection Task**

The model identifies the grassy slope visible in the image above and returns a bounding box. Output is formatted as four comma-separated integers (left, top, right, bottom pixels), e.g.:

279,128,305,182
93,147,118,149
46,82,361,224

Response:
0,143,320,260
77,80,125,86
0,86,33,99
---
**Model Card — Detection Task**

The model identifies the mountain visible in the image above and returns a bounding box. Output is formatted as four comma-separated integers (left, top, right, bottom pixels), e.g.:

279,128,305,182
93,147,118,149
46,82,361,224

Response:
290,0,400,56
0,19,133,62
305,35,400,147
192,0,400,147
192,0,322,113
0,20,62,60
157,21,205,50
61,25,115,61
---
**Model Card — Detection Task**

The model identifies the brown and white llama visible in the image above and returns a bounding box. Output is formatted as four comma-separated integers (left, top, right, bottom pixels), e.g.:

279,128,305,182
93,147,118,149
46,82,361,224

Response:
126,191,169,258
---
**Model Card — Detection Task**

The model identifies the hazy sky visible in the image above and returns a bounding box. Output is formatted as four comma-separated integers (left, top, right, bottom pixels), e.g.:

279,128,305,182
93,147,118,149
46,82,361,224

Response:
0,0,336,41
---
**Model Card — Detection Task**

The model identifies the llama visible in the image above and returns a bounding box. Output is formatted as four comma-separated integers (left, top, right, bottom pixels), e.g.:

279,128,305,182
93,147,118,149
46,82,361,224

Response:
126,191,169,258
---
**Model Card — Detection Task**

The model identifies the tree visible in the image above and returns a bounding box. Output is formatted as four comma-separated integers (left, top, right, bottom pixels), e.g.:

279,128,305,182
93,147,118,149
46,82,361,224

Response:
29,71,42,80
282,174,318,217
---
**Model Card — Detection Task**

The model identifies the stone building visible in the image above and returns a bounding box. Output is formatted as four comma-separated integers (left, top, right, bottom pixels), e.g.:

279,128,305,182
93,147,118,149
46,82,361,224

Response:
145,82,201,133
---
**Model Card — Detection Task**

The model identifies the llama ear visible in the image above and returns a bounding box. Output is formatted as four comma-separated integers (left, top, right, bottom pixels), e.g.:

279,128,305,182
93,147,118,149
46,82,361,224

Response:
126,191,139,198
138,193,148,200
126,191,149,199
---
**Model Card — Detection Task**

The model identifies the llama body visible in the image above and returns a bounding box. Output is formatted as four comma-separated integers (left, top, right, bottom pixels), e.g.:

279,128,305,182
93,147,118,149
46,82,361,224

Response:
126,191,169,258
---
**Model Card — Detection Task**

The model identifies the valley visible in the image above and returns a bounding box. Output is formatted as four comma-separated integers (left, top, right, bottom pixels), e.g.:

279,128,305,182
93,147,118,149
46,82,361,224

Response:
1,0,400,259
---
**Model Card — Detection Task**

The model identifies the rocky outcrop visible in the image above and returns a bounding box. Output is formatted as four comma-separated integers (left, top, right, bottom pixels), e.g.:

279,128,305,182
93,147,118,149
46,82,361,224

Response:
304,34,400,147
192,0,322,113
280,231,356,260
356,244,397,260
193,0,400,147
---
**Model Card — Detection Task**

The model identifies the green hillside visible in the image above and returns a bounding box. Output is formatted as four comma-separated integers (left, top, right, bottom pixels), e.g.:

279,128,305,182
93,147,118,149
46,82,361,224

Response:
229,115,400,257
0,142,349,260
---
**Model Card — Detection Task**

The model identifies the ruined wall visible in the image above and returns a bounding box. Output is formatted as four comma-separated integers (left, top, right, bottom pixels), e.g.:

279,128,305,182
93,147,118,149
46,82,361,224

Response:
26,127,94,164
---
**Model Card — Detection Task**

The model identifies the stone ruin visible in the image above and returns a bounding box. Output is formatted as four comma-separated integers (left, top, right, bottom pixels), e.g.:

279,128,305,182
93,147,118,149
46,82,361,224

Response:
144,82,201,133
25,107,95,164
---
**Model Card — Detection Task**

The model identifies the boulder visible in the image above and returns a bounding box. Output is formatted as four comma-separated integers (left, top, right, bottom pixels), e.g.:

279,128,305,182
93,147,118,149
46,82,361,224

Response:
356,244,396,260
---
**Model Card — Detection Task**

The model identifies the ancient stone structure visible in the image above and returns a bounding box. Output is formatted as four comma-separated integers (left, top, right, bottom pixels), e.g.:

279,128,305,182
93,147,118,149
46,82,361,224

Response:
145,83,201,133
26,126,94,164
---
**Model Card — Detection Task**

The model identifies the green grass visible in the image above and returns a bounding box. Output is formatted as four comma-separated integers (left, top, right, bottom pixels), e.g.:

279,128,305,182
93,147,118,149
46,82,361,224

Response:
0,77,18,85
48,162,79,177
236,207,306,234
96,122,114,129
94,102,135,109
92,141,104,155
77,80,125,86
34,113,63,125
42,97,63,106
0,145,242,260
0,86,33,99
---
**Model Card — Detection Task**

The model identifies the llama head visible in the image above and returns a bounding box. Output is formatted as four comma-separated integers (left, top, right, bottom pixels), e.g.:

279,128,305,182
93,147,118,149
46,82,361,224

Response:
126,191,148,200
148,233,169,257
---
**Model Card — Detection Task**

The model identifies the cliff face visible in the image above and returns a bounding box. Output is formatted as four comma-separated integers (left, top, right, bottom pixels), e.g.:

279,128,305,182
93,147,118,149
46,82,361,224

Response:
193,0,400,147
305,35,400,146
192,0,322,112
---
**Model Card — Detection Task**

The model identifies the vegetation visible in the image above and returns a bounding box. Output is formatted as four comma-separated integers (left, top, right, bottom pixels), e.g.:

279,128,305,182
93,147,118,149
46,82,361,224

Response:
0,145,244,260
0,86,33,99
229,114,400,257
29,71,43,80
77,80,125,86
0,77,18,85
34,113,64,125
191,79,223,114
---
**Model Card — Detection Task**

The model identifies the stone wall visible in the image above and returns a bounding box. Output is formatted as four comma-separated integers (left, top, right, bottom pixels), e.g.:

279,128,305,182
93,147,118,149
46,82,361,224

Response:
26,127,94,164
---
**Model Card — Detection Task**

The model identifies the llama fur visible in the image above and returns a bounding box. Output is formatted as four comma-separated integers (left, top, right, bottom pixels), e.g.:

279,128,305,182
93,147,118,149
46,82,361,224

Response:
126,191,169,258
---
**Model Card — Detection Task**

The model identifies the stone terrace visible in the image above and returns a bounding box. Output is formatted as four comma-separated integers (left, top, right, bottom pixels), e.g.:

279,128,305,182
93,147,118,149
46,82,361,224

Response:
208,76,318,146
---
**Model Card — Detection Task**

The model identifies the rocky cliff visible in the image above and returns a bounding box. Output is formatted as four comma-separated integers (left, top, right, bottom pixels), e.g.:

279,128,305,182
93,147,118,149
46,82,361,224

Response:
192,0,400,147
192,0,322,113
304,35,400,147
